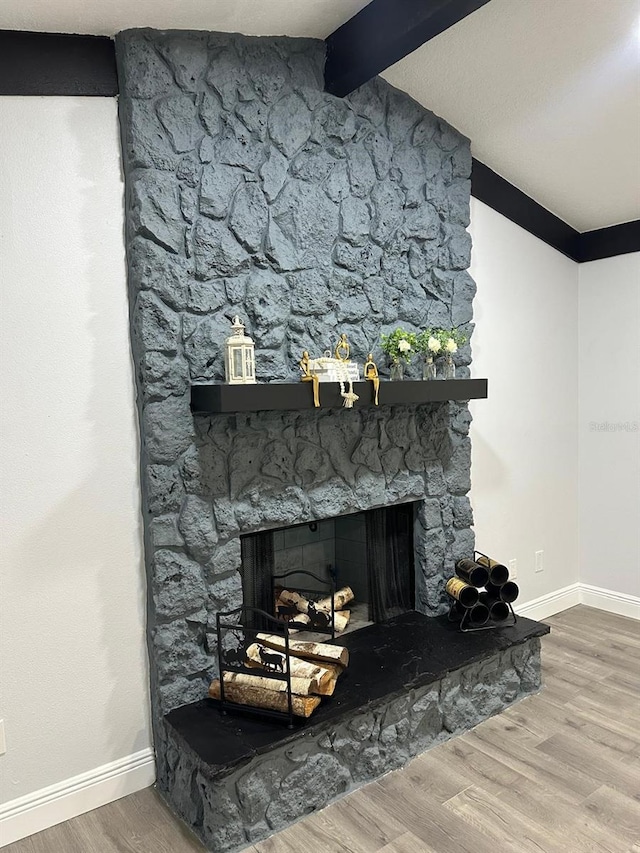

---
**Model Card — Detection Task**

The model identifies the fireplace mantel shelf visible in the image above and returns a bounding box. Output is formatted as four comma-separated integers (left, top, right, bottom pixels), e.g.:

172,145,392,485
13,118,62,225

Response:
191,378,488,414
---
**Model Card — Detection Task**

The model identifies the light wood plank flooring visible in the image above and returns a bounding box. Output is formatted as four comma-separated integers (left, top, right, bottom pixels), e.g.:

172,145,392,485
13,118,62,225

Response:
5,606,639,853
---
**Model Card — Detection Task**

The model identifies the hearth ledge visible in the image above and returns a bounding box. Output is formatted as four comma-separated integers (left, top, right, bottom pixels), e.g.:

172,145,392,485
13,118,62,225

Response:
159,612,547,852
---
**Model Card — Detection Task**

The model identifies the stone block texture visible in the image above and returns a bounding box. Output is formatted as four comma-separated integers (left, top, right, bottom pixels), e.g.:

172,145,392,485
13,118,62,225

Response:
116,30,481,843
158,639,542,852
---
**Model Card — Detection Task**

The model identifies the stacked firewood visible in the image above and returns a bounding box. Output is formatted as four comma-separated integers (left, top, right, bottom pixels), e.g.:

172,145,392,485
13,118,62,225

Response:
275,585,354,634
208,634,349,718
208,588,353,718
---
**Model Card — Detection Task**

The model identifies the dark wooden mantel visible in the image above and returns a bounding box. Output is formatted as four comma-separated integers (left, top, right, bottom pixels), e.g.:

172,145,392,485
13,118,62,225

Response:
191,379,488,414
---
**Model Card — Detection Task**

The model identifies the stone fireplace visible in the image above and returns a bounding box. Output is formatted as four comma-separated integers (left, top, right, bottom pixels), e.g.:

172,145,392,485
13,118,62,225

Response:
115,28,546,853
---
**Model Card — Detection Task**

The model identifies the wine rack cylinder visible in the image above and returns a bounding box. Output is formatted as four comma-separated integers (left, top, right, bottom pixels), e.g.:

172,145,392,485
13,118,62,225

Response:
445,577,479,608
480,593,510,622
475,554,509,585
486,580,519,603
455,559,489,588
461,601,490,627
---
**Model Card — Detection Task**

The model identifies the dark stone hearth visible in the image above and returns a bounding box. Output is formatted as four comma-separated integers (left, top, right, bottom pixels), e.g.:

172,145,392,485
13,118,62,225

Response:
166,612,548,773
159,613,546,851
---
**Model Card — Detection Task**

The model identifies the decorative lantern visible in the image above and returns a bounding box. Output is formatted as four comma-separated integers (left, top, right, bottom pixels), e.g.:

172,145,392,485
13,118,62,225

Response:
224,316,256,384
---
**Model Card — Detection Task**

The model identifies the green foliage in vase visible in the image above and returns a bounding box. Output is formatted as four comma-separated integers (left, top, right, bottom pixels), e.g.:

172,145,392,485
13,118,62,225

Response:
416,328,441,357
416,327,467,357
380,328,418,363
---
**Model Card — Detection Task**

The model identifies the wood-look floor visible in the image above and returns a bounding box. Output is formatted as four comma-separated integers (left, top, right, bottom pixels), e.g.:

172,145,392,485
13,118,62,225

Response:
6,606,639,853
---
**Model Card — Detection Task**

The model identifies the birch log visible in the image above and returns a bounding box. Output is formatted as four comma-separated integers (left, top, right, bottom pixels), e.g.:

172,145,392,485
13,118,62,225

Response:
222,670,317,696
277,591,351,632
208,679,320,718
256,633,349,667
286,610,351,634
316,586,354,611
245,643,336,695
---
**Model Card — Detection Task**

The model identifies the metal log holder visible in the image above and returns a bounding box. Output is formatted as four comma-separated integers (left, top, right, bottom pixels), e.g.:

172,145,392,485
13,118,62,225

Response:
447,550,518,633
272,569,337,640
216,605,298,728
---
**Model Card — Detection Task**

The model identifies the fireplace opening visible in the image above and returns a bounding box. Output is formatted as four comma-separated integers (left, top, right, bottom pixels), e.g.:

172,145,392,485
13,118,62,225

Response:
240,502,417,636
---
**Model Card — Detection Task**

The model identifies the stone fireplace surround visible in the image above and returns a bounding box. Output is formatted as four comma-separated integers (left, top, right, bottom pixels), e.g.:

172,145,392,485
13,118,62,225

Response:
115,29,545,853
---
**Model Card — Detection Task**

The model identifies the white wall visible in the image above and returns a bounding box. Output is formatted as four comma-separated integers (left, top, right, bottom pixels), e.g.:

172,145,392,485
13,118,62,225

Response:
468,198,580,606
0,97,152,828
578,253,640,597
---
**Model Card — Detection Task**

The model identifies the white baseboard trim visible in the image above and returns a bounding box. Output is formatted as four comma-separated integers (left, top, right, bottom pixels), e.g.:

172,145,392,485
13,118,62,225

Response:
579,583,640,620
0,747,155,848
514,583,581,620
515,582,640,622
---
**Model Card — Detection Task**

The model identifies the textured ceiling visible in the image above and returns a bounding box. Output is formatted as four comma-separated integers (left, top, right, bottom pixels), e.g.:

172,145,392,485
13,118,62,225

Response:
382,0,640,231
1,0,638,231
0,0,370,39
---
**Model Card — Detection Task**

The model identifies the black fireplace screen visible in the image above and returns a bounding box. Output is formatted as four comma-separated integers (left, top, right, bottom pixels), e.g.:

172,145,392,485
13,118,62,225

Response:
239,528,274,631
366,503,415,622
240,502,416,629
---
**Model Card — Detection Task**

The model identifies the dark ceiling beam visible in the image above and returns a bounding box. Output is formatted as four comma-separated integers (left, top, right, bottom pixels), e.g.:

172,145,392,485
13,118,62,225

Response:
471,160,580,261
577,221,640,263
471,160,640,263
0,30,117,96
324,0,492,97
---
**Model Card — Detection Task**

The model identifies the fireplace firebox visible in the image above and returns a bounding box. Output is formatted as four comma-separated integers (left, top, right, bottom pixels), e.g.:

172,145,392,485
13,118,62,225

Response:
240,503,416,634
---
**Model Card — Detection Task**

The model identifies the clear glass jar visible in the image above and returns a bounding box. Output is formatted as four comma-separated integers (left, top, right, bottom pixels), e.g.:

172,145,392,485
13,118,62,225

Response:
423,355,436,380
443,352,456,380
390,360,404,381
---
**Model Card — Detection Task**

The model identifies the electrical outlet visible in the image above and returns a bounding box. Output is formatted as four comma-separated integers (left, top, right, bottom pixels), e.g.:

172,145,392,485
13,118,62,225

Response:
535,550,544,573
0,720,6,756
508,559,518,580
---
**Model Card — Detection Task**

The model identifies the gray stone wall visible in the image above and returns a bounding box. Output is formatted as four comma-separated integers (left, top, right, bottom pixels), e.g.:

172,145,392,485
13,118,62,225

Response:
159,638,542,853
115,30,477,717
